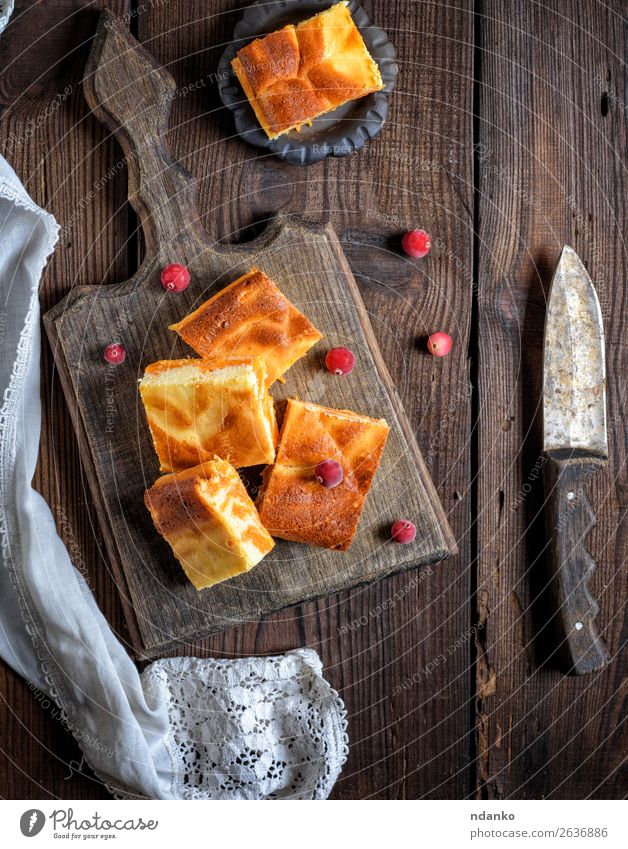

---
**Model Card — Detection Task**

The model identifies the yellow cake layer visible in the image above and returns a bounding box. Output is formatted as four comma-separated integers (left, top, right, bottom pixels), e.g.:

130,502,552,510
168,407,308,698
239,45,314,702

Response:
257,399,389,551
139,357,278,472
169,268,322,386
232,1,384,139
145,459,274,590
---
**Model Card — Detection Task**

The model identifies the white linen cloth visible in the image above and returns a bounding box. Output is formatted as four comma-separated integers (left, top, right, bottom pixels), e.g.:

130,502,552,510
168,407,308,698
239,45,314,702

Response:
0,155,348,799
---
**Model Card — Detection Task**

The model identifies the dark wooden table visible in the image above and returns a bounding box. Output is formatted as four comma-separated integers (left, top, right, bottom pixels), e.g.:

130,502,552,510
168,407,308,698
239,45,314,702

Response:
0,0,625,800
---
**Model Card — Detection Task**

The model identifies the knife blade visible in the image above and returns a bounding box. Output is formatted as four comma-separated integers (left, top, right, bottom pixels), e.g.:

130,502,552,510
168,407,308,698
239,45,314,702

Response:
543,245,610,675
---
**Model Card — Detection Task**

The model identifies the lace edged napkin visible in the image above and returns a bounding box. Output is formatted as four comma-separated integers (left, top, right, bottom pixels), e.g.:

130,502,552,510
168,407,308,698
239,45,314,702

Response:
0,154,347,799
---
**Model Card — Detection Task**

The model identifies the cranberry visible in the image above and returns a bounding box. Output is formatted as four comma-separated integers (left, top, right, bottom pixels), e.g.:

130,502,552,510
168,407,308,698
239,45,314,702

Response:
325,347,355,376
427,332,452,357
391,519,416,544
402,229,431,259
314,459,343,489
160,263,190,292
103,343,126,364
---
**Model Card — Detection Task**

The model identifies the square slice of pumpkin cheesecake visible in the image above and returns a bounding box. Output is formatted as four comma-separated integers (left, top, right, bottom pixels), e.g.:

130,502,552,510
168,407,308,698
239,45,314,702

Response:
145,459,274,590
139,357,277,472
257,399,389,551
169,268,322,386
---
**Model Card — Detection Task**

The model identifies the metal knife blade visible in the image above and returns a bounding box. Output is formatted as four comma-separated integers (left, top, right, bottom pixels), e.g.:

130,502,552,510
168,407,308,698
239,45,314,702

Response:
543,245,608,458
542,245,610,675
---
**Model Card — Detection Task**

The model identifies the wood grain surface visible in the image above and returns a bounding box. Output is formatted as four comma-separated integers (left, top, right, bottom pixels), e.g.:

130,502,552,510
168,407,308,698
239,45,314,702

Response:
44,14,456,658
476,0,626,799
0,0,625,800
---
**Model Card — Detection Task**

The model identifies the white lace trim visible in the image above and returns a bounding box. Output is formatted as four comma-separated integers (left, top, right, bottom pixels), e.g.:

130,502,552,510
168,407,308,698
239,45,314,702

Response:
0,182,140,798
144,650,348,800
0,212,65,709
0,178,348,800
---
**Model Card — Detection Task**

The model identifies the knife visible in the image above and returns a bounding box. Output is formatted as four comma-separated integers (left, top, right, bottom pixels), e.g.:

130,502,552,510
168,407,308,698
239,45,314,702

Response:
543,245,611,675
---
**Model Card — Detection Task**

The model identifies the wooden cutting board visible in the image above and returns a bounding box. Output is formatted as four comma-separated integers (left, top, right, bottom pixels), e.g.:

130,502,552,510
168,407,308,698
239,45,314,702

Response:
43,12,457,659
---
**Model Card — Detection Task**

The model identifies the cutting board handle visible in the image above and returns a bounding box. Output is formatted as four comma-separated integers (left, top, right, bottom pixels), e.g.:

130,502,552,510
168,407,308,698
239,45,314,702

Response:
83,12,210,261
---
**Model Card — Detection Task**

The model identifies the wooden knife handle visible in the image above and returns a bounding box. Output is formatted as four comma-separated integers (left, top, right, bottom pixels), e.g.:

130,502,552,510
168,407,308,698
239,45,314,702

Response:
544,454,610,675
83,12,208,260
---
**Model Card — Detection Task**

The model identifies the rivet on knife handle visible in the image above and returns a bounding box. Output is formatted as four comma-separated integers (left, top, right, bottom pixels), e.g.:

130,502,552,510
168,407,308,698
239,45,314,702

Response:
544,454,610,675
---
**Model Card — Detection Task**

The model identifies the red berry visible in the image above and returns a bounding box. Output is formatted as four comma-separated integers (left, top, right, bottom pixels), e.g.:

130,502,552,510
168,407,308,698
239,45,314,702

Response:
103,343,126,364
391,519,416,544
325,347,355,376
314,459,343,489
427,332,452,357
402,229,431,259
160,263,190,292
